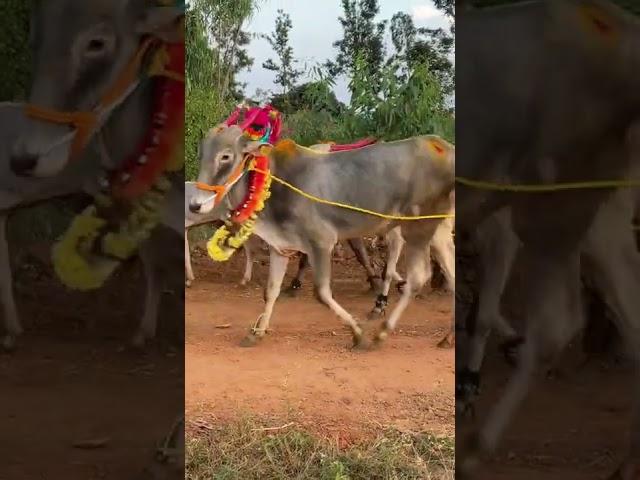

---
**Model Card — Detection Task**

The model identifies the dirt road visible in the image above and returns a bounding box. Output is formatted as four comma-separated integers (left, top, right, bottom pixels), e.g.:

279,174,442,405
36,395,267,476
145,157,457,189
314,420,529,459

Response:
185,247,455,442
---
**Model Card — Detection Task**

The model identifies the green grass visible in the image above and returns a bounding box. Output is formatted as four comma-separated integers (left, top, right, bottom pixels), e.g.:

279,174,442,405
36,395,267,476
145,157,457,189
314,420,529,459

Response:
186,418,454,480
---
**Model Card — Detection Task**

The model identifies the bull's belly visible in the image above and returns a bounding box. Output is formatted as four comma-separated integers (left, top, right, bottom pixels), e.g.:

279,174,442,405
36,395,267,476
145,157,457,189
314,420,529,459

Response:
255,222,307,254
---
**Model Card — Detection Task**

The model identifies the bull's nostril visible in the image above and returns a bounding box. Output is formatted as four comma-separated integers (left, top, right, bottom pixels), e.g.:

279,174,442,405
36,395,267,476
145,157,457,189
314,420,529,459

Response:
189,203,201,213
10,154,38,176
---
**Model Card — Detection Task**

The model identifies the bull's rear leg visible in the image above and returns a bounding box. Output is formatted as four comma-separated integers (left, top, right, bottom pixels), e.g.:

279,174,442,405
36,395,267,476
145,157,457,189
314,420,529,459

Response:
375,241,430,344
347,238,382,293
0,214,21,352
241,247,289,347
185,230,194,288
583,241,640,479
369,228,404,320
308,245,365,348
460,250,581,477
284,254,308,296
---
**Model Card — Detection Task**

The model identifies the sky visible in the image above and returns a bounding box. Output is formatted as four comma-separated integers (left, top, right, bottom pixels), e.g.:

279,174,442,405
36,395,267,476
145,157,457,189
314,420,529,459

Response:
237,0,452,104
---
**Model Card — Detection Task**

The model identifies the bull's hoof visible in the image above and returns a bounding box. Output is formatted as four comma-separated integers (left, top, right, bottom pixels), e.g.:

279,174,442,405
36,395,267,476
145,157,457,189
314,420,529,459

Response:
185,279,192,288
240,333,262,348
284,279,302,297
0,335,17,353
499,336,525,366
373,328,389,346
437,333,455,349
130,330,154,350
396,281,407,294
351,332,371,351
457,432,483,478
366,307,385,321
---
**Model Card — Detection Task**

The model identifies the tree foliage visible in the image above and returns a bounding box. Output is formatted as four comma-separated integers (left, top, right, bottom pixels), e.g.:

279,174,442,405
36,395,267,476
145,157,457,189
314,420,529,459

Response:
0,0,32,100
327,0,387,95
262,9,301,96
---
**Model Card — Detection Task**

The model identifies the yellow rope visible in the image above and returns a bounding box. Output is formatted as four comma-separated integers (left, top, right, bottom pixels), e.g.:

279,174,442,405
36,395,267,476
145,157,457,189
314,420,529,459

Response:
250,167,453,220
455,176,640,192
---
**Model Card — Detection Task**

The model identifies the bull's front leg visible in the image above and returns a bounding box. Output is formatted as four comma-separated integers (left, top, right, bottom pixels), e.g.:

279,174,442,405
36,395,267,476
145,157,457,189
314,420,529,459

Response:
239,243,253,286
308,244,366,349
131,247,162,348
347,238,382,293
0,214,21,352
240,247,289,347
368,228,404,320
185,229,194,288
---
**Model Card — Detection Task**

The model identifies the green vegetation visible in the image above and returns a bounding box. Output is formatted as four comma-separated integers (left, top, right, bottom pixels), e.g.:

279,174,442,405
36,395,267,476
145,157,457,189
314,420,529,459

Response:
0,0,32,101
185,0,455,180
186,418,454,480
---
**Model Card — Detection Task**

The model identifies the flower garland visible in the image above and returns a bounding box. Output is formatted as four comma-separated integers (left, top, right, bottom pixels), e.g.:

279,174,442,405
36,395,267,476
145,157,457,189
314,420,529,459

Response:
52,41,184,291
207,155,272,262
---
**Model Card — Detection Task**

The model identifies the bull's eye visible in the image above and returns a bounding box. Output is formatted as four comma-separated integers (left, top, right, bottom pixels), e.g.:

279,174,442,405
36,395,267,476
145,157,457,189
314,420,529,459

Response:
220,153,232,163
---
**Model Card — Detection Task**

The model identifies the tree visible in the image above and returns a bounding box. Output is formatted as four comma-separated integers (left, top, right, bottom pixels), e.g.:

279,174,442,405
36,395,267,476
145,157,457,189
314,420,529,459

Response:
389,12,454,95
434,0,455,18
327,0,387,95
191,0,259,100
262,9,302,96
269,81,344,115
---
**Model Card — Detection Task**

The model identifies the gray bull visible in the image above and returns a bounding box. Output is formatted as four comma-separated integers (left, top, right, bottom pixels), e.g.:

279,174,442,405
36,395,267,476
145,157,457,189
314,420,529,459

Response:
3,1,187,476
2,1,185,350
456,1,640,477
185,181,382,292
190,127,454,348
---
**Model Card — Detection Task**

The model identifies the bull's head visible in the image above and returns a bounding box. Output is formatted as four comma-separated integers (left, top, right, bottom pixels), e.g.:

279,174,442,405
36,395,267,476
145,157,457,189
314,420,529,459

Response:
189,125,268,214
9,0,183,178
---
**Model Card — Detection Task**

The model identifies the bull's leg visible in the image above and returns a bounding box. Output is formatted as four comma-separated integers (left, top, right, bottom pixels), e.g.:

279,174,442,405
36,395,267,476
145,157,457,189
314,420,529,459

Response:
369,228,404,319
582,237,640,479
375,240,430,343
185,229,194,288
0,214,21,352
284,254,308,296
458,222,519,409
459,249,581,477
131,247,162,348
240,243,253,286
347,238,382,292
308,244,365,348
432,226,456,348
240,247,289,347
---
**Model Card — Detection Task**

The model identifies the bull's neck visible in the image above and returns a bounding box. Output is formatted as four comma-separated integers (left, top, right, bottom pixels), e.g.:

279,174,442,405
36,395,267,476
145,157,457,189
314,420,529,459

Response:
226,172,250,213
99,80,154,171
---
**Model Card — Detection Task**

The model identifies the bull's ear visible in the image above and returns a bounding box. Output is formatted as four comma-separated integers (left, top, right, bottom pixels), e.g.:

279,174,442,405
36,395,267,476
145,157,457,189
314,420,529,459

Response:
135,2,184,42
548,0,633,46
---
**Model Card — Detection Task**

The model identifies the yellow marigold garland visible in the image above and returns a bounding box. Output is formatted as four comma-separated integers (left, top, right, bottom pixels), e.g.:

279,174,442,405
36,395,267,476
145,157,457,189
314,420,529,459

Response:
52,206,119,291
207,172,272,262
